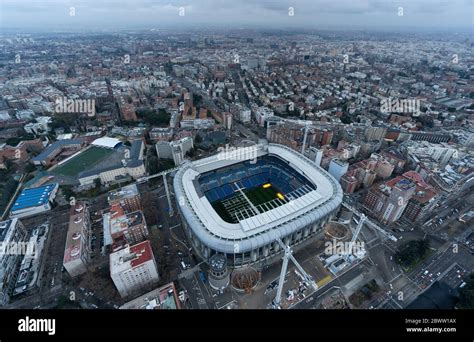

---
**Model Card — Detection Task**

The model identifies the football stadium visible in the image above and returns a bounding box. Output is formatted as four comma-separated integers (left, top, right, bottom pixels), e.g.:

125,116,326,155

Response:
173,143,343,268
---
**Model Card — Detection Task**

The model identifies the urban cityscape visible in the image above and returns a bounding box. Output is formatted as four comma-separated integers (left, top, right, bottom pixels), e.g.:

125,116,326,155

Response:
0,0,473,337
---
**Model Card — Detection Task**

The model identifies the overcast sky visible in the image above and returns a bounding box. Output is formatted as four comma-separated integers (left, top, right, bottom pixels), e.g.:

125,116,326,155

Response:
1,0,473,32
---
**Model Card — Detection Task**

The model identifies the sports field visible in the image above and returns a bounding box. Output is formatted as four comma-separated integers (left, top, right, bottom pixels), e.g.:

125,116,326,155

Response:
245,185,281,206
53,146,113,176
211,184,287,223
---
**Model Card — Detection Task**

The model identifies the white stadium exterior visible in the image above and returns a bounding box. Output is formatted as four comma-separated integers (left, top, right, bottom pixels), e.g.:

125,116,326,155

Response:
173,143,343,268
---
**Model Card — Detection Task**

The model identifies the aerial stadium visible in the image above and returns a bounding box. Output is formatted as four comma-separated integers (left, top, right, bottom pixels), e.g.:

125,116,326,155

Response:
173,143,343,268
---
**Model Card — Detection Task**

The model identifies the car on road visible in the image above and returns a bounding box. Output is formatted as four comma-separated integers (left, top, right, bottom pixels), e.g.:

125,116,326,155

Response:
199,271,207,283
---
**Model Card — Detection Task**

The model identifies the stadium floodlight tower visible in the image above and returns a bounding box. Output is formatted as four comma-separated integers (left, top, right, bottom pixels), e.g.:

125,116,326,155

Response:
162,173,174,217
344,213,367,262
301,123,311,155
273,238,317,309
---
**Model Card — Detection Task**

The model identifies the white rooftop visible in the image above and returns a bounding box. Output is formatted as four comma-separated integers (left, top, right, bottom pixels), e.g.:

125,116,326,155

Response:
91,137,122,149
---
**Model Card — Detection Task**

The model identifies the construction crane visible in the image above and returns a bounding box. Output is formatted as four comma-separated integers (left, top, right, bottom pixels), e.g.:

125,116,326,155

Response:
273,238,317,309
342,201,398,242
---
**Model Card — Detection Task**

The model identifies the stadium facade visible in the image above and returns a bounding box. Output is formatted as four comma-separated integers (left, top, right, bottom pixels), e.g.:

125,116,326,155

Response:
173,143,343,267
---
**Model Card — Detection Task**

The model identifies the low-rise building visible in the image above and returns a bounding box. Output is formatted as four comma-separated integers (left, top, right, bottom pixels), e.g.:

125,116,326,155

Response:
110,241,159,298
108,183,142,212
31,140,83,166
109,203,148,250
149,127,174,142
254,106,274,127
156,137,194,166
364,176,417,224
10,183,59,219
328,159,349,182
119,282,181,309
0,218,28,305
401,171,439,223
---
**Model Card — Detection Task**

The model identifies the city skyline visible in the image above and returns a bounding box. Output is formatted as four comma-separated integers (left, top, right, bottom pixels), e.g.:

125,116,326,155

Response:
1,0,473,32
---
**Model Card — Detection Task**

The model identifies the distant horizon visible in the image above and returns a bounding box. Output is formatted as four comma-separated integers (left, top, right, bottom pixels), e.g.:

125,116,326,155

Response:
1,0,472,35
1,24,472,36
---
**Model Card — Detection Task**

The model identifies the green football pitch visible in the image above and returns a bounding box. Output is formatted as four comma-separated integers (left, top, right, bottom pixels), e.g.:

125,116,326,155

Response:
211,185,286,223
245,185,281,206
52,146,113,176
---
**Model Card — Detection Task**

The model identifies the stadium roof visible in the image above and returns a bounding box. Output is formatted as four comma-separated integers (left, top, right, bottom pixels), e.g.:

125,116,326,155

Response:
11,183,59,212
174,144,343,254
91,137,122,149
129,140,143,160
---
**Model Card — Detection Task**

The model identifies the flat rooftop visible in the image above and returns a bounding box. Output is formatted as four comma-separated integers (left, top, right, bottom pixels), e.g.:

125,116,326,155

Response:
110,208,145,236
119,282,181,309
110,240,154,274
108,183,140,204
11,183,58,212
63,203,88,264
91,136,122,149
